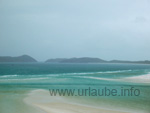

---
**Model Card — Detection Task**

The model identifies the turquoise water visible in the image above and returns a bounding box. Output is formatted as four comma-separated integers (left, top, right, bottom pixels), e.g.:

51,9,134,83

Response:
0,63,150,113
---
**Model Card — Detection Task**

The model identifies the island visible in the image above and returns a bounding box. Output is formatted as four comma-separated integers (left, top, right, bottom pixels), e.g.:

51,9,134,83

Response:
46,57,150,64
0,55,37,62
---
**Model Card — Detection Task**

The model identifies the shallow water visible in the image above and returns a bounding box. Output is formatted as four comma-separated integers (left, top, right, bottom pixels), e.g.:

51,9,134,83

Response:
0,63,150,113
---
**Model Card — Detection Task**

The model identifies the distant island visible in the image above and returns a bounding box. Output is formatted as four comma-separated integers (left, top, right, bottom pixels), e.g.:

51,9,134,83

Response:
0,55,150,64
46,57,106,63
0,55,37,62
46,57,150,64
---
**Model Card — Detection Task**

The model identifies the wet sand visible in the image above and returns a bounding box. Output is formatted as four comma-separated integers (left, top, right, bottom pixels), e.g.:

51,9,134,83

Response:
24,89,134,113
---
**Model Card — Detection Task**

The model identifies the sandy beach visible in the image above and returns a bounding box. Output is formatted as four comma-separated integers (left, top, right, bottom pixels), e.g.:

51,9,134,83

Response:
123,74,150,83
24,89,136,113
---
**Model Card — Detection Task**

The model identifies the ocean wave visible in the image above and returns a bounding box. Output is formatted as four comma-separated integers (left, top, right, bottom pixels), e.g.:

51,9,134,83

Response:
0,69,134,78
57,70,133,75
75,76,115,81
71,69,138,75
94,70,132,74
74,73,150,83
0,74,61,78
0,77,50,81
0,75,19,78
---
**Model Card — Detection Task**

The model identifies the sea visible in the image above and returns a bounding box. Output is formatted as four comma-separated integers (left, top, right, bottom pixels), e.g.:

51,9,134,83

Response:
0,63,150,113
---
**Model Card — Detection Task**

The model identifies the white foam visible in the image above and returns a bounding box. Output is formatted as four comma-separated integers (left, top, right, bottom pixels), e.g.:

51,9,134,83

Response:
0,70,132,78
0,77,49,81
75,76,115,81
75,73,150,84
0,75,18,78
59,70,132,76
95,70,132,74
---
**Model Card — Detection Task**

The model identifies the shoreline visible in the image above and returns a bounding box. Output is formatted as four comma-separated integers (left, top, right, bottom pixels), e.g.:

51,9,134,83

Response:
24,89,138,113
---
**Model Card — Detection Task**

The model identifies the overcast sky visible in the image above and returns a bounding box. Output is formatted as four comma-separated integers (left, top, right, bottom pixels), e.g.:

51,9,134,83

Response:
0,0,150,61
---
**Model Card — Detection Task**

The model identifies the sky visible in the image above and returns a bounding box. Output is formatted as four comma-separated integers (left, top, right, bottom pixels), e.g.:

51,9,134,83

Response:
0,0,150,61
